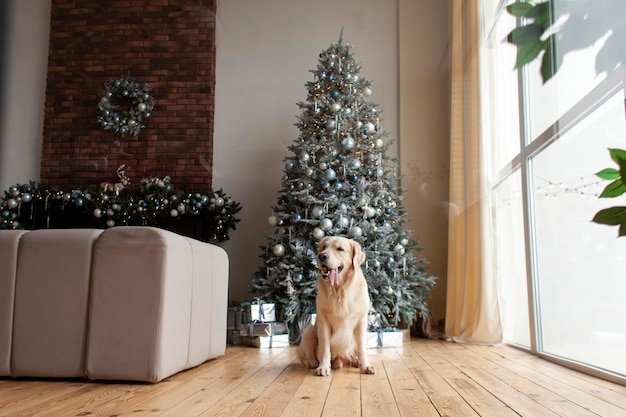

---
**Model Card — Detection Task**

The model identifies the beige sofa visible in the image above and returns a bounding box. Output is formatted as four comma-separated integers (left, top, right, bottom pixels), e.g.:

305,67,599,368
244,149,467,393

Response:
0,226,229,382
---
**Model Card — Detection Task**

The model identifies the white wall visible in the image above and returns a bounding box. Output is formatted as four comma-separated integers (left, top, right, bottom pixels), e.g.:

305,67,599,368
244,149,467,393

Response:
0,0,51,191
213,0,401,304
398,0,450,321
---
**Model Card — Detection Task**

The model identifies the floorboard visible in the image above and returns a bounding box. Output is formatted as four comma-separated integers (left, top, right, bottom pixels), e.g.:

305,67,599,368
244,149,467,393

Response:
1,339,625,417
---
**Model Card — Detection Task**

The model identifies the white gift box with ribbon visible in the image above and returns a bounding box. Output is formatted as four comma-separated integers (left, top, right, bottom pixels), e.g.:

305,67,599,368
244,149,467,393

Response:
243,300,276,322
366,329,409,348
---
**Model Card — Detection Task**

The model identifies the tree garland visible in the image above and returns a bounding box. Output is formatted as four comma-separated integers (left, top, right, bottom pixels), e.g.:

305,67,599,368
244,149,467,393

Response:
97,75,155,137
0,180,241,243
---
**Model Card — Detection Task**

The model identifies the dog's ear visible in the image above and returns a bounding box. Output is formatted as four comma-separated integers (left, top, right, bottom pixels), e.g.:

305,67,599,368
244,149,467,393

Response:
318,237,329,252
351,240,366,267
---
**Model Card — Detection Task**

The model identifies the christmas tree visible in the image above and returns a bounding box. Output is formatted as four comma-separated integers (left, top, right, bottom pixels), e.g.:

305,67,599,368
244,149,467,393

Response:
251,32,436,341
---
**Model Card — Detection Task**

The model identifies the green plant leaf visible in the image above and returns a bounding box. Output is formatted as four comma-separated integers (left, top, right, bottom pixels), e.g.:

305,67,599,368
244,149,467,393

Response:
596,168,620,180
525,2,551,25
506,2,534,17
515,39,548,69
540,37,556,82
608,148,626,179
599,179,626,198
506,24,544,46
592,206,626,226
609,148,626,164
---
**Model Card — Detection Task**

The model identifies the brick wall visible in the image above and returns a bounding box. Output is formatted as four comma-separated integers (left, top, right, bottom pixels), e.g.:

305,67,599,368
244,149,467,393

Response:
41,0,216,189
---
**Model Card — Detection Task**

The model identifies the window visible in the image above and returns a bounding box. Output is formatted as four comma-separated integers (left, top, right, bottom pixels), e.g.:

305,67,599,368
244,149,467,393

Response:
482,0,626,381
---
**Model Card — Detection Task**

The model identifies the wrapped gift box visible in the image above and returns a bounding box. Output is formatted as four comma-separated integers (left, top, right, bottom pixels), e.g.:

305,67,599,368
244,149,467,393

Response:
241,333,290,348
227,329,243,345
246,322,272,337
227,306,245,330
366,329,409,348
243,302,276,322
241,321,288,337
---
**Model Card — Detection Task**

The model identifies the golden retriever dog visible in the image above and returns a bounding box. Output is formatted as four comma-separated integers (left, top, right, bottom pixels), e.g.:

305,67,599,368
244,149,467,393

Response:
297,236,375,376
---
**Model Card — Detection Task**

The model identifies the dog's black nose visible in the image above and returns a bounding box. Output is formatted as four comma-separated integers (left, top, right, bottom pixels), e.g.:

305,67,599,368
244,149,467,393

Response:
318,253,328,262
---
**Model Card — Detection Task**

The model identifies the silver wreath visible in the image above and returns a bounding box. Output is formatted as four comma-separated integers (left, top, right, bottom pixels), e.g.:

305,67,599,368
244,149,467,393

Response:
97,75,155,137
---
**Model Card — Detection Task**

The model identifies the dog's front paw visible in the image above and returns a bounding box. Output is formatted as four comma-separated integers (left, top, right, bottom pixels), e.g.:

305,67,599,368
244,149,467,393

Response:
361,365,375,375
316,366,331,377
303,357,319,369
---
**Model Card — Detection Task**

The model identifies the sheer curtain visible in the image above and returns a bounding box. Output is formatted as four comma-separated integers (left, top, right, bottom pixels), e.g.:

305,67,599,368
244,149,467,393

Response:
444,0,502,344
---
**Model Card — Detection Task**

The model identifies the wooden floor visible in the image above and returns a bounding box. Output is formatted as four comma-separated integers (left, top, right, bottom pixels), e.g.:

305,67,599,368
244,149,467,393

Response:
2,339,626,417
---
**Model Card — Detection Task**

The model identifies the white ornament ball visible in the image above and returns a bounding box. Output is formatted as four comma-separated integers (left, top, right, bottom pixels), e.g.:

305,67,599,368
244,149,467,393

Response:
342,136,355,150
339,216,350,228
365,206,376,218
170,209,179,217
394,244,405,255
137,102,147,112
375,138,384,148
385,286,394,295
311,206,324,218
349,226,363,238
215,197,225,207
348,158,361,170
22,193,32,203
324,168,337,181
106,219,116,227
330,103,342,112
320,218,333,231
364,87,372,96
299,151,310,162
272,244,285,256
93,208,102,218
312,227,325,240
326,119,336,130
7,199,18,209
401,238,409,246
268,215,278,226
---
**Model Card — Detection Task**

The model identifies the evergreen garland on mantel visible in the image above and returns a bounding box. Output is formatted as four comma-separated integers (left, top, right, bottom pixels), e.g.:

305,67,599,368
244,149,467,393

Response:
0,179,241,243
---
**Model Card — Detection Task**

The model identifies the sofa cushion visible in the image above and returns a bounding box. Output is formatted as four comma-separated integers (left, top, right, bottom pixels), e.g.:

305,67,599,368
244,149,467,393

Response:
85,226,195,382
11,229,104,377
0,230,30,376
185,237,229,368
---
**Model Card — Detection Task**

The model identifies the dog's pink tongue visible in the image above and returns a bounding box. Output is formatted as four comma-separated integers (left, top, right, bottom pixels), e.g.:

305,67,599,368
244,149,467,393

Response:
329,268,339,288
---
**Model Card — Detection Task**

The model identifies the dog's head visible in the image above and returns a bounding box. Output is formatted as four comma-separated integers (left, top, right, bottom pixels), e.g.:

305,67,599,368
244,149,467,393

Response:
317,236,366,288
